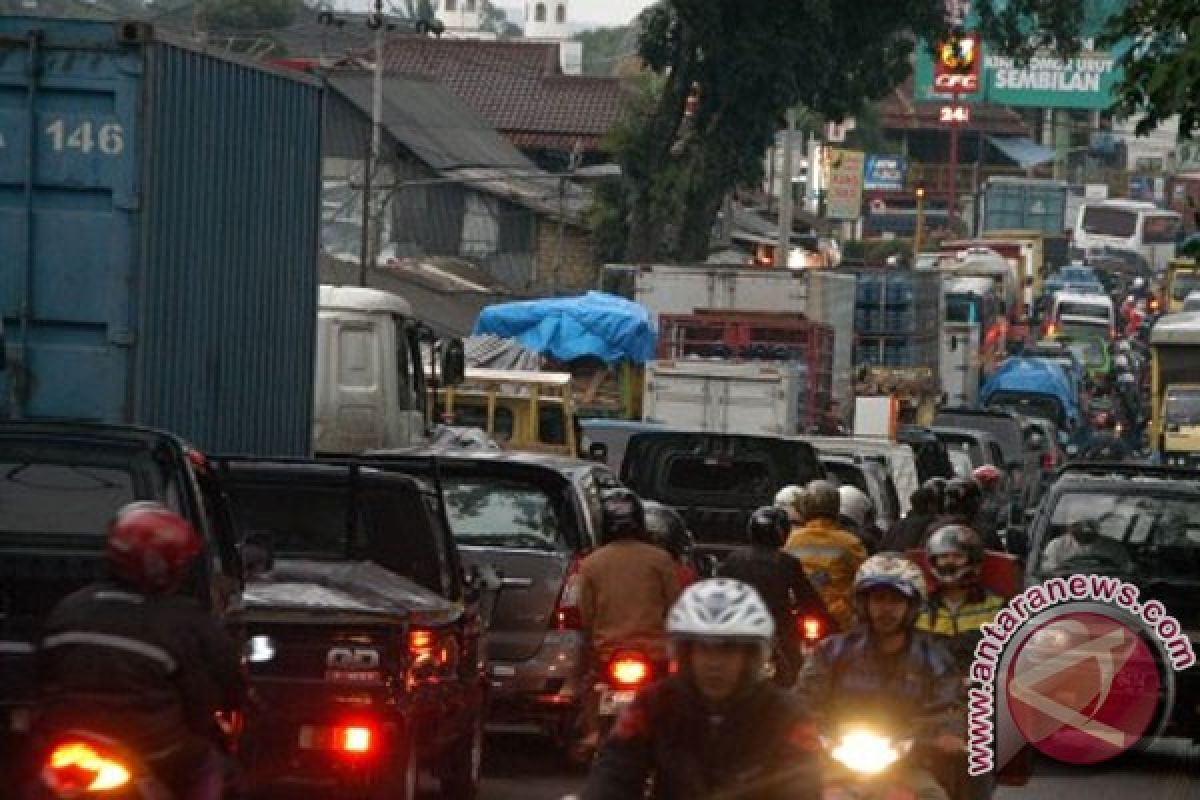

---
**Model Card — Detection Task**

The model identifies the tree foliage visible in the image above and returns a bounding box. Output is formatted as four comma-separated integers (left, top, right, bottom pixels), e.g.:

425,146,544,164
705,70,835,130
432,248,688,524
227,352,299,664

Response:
572,25,637,76
480,0,522,38
207,0,303,30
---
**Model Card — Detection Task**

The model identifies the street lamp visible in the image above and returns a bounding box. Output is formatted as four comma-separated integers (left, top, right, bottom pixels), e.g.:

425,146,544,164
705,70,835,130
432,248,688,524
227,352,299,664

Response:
913,185,926,262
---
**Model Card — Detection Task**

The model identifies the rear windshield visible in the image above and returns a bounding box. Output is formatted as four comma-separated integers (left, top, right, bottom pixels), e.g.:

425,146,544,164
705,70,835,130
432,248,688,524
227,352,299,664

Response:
666,456,773,494
229,483,360,558
934,414,1021,463
946,294,983,323
938,436,984,468
442,477,563,550
1057,302,1109,320
1082,207,1137,238
987,392,1064,427
0,441,180,537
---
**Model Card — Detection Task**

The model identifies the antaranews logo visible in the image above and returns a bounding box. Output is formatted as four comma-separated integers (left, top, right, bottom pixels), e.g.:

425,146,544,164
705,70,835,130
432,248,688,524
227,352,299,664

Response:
967,574,1195,775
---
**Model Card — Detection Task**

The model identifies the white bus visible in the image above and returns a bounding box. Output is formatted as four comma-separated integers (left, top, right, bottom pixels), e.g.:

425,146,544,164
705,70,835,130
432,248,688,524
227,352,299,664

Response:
1072,199,1182,275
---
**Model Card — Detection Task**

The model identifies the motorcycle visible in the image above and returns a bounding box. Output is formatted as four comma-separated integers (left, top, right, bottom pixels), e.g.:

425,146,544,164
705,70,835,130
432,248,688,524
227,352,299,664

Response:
592,648,663,742
820,725,920,800
767,610,829,688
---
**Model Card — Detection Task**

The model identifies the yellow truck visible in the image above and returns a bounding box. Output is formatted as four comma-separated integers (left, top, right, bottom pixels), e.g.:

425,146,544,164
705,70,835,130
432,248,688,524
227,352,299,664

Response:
1165,257,1200,314
430,367,579,457
1149,312,1200,468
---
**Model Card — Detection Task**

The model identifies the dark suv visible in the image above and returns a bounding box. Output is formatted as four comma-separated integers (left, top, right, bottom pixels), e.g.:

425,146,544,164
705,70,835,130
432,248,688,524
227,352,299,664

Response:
0,422,243,782
1020,463,1200,740
216,458,496,800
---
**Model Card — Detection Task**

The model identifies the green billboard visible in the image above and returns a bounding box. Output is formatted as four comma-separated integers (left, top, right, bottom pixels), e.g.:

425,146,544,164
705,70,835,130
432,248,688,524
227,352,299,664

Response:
914,0,1130,110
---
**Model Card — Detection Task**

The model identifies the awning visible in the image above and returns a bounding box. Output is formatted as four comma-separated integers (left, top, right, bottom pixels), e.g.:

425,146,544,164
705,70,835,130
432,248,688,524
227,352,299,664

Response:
986,135,1056,168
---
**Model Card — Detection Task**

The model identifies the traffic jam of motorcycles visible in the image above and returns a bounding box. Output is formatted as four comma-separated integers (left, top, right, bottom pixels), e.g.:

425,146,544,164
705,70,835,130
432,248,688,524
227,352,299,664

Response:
4,6,1200,800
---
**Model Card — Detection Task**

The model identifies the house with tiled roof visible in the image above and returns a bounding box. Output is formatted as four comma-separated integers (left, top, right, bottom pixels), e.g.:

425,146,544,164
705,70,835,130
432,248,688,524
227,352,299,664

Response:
382,35,628,169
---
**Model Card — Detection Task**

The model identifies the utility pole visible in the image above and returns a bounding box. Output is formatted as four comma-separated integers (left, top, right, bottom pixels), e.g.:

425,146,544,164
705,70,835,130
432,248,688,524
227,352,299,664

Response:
553,140,582,295
777,107,796,268
359,0,386,287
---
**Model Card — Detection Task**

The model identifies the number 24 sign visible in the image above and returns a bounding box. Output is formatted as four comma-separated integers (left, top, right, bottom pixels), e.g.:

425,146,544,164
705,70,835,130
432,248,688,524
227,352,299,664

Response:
940,106,971,125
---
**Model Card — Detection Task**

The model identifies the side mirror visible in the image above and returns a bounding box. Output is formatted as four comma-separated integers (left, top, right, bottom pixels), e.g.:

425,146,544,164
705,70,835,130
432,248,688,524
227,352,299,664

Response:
239,531,275,579
439,338,466,387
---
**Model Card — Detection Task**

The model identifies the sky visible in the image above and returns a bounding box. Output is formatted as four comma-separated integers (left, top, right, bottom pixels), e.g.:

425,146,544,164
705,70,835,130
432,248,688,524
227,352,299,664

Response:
571,0,656,28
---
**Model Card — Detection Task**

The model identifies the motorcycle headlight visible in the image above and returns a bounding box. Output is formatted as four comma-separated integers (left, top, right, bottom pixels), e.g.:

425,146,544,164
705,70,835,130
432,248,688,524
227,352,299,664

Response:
830,730,906,775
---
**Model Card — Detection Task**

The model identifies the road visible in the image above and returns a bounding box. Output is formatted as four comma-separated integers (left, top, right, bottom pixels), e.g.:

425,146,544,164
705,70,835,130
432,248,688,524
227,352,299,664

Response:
478,733,1200,800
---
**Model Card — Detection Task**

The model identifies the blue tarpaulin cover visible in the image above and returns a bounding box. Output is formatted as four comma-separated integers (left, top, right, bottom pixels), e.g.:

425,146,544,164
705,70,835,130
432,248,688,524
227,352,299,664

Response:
472,291,656,364
981,358,1081,423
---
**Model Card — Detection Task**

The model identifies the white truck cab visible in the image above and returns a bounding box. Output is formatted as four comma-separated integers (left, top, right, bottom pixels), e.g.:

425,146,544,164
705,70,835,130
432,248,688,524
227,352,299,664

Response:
313,284,462,454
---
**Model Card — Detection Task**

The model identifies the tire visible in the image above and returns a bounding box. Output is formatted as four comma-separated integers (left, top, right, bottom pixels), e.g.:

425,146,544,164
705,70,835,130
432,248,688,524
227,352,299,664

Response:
369,724,419,800
438,715,484,800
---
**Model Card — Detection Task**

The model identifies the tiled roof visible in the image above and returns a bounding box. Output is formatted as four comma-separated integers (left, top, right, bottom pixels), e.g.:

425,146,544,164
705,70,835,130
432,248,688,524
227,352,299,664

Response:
381,35,626,149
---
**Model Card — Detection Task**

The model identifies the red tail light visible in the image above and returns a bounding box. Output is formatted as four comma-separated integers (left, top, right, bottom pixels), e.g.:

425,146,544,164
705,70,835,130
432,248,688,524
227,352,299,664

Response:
340,726,372,754
608,652,651,687
409,628,435,658
799,615,824,642
1042,451,1057,470
42,741,132,793
554,557,585,630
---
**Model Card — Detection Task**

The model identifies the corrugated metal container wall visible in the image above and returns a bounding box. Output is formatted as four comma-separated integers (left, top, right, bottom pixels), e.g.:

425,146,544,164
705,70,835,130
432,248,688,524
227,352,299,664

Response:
0,18,321,456
805,271,856,423
138,33,321,456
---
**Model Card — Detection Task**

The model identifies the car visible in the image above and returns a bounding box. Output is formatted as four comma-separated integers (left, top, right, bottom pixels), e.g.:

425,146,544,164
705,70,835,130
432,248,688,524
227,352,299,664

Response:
578,418,673,473
932,426,1014,524
0,422,244,784
216,457,496,800
934,408,1039,528
1019,463,1200,741
803,436,921,519
820,454,903,532
1021,340,1092,401
897,426,957,482
1184,290,1200,312
1048,333,1113,391
358,449,619,752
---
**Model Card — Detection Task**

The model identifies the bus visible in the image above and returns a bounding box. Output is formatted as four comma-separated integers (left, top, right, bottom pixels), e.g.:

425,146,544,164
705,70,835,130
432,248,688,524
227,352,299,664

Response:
1072,199,1183,275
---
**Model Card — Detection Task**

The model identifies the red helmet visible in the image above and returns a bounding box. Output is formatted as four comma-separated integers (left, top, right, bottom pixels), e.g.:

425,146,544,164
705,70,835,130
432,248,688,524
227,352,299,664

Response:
972,464,1002,490
106,502,203,593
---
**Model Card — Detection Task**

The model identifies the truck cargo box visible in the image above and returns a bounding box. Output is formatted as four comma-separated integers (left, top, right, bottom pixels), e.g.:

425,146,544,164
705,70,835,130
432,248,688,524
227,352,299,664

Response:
0,18,322,456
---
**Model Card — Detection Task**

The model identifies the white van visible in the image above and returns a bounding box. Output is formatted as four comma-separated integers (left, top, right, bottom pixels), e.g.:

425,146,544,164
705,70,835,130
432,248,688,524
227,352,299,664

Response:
1073,199,1182,274
1049,291,1115,338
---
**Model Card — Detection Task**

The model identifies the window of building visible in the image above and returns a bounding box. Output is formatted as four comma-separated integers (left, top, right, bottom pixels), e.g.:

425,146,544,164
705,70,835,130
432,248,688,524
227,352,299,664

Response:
555,3,565,23
534,2,546,22
445,0,456,10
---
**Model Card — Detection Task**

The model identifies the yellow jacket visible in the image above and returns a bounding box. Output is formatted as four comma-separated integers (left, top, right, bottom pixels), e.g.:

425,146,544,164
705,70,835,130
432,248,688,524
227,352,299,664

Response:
784,518,868,631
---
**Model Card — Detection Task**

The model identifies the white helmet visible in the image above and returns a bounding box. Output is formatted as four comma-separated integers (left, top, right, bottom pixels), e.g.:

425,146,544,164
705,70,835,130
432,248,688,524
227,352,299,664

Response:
667,579,775,645
853,552,928,604
837,485,873,529
774,485,805,517
1114,354,1130,369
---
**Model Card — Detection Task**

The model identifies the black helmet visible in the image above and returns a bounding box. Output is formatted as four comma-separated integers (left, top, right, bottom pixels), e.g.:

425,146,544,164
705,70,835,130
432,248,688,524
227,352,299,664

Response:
926,524,984,585
943,478,982,518
600,488,646,543
921,478,948,513
644,501,694,560
746,506,790,548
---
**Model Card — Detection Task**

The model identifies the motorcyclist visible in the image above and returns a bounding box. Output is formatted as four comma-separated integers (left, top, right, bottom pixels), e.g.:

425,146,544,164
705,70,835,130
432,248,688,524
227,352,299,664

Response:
838,484,882,554
784,481,868,632
34,502,246,800
644,500,701,588
795,553,965,800
719,507,837,686
775,484,807,528
1114,368,1142,447
970,466,1007,542
933,478,1004,551
582,579,821,800
882,484,942,552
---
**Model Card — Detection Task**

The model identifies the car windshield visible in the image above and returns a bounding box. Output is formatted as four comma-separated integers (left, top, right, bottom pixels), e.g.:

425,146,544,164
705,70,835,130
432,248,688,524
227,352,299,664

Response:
1057,302,1109,321
1064,339,1107,366
1082,207,1137,238
1166,389,1200,428
665,456,774,494
0,441,179,536
987,392,1065,426
441,477,562,550
946,294,983,323
1036,491,1200,579
229,483,361,558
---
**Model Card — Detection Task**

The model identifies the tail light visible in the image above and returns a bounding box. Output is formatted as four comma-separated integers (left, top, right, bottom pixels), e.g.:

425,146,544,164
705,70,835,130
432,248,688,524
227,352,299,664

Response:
42,741,132,794
553,557,585,630
608,652,651,687
798,615,824,643
1042,451,1057,471
409,628,436,659
340,726,373,755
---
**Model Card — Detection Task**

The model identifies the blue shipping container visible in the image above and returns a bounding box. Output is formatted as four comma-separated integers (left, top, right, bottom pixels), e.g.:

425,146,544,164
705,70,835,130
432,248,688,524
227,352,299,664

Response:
0,18,322,456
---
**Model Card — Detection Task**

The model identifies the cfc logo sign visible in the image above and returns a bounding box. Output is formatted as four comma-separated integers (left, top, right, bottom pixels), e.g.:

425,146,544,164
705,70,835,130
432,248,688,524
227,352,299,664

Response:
934,33,981,93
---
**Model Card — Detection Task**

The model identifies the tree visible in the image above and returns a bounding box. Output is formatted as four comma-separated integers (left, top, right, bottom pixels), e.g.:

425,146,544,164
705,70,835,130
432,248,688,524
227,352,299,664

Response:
572,25,637,76
616,0,948,262
480,0,522,38
207,0,303,30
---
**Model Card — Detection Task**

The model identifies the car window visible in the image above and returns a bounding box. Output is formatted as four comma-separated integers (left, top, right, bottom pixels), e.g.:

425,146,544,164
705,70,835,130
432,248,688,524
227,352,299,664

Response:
228,482,366,559
442,477,564,551
1037,491,1200,578
362,488,450,596
949,449,974,477
665,456,773,494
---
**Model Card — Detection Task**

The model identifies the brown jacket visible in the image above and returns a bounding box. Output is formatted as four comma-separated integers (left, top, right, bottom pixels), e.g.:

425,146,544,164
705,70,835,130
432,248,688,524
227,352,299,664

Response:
579,539,681,656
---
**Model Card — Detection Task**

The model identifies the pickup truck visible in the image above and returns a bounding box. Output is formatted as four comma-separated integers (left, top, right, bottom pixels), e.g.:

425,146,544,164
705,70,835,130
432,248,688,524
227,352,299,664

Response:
0,422,243,783
215,458,498,800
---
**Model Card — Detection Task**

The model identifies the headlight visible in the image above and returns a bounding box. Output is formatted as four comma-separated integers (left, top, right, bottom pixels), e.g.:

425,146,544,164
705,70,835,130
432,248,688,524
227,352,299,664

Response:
830,730,905,775
245,635,277,663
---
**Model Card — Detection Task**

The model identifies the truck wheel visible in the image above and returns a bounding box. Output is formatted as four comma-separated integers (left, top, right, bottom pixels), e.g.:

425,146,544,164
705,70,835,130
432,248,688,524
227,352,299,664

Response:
438,715,484,800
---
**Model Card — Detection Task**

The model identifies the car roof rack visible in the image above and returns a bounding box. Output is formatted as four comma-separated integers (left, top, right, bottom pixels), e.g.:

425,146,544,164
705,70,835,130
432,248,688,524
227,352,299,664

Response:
1057,462,1200,482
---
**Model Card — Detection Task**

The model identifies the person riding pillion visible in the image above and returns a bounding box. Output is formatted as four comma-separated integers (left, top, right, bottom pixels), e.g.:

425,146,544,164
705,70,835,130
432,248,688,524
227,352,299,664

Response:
783,480,868,632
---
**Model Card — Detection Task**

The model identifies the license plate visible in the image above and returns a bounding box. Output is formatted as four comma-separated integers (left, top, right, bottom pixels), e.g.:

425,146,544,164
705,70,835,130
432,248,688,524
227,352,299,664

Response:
598,689,636,717
492,665,516,677
324,669,382,684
